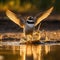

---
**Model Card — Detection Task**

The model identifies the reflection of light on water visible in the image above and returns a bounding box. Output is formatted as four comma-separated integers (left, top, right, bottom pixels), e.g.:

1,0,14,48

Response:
0,43,59,60
20,45,26,60
12,45,16,54
20,45,51,60
0,42,52,60
32,45,42,60
45,45,51,54
26,45,32,56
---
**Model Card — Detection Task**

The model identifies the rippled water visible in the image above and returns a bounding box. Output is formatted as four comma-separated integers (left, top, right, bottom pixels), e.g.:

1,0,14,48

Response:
0,42,60,60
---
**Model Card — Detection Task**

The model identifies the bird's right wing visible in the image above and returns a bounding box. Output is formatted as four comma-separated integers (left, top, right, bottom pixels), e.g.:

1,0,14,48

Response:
6,9,25,28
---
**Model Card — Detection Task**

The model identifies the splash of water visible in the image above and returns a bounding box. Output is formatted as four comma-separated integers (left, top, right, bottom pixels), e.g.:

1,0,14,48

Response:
20,30,41,43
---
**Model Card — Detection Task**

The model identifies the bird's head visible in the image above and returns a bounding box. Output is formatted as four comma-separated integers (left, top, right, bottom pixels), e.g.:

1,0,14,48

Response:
27,16,34,20
27,16,34,24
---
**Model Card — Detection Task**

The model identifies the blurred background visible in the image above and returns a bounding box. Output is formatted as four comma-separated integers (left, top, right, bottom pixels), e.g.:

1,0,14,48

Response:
0,0,57,13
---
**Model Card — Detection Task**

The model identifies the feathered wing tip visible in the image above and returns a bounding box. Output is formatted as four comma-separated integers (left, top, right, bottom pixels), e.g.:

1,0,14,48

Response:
35,6,54,26
6,9,25,28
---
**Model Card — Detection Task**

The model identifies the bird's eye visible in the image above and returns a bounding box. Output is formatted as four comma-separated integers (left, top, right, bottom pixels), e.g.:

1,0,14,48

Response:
28,16,34,20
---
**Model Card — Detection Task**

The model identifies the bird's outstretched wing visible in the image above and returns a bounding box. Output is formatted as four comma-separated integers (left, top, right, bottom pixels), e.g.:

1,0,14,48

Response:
6,9,25,28
34,6,54,26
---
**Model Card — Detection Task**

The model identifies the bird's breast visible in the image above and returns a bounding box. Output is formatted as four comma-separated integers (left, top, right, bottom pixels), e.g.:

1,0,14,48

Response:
26,23,34,28
24,23,34,35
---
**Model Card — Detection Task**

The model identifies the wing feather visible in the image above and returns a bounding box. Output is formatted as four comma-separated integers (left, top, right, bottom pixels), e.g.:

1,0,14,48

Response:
6,10,25,28
35,6,54,26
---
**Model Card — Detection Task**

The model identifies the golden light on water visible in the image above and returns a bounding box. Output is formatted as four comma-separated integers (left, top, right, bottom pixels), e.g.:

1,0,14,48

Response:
45,45,51,54
20,45,26,60
0,43,51,60
26,45,32,56
14,45,52,60
0,41,60,60
5,44,51,60
32,45,42,60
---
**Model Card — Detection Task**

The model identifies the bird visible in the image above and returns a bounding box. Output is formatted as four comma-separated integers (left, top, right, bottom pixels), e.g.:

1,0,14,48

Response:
6,6,54,41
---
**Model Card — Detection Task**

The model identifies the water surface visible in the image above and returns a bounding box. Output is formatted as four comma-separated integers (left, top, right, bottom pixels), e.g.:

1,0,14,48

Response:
0,42,60,60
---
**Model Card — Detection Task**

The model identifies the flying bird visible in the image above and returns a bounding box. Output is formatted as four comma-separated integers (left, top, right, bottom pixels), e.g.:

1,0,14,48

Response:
6,7,54,40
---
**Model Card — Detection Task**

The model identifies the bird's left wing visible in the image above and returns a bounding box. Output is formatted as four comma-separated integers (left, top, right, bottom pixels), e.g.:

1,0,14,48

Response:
6,9,25,28
34,6,54,26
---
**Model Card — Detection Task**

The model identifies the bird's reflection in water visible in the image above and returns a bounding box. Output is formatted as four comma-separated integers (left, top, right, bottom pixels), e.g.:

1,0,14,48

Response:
0,44,60,60
20,44,51,60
